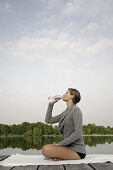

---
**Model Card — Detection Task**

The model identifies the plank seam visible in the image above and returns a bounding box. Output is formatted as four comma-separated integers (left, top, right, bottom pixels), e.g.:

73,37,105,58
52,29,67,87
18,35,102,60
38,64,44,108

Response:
10,166,16,170
36,165,40,170
88,163,96,170
0,155,10,161
63,164,66,170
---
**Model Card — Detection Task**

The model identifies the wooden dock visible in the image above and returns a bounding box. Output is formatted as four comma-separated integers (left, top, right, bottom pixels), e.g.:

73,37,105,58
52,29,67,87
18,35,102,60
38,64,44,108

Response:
0,155,113,170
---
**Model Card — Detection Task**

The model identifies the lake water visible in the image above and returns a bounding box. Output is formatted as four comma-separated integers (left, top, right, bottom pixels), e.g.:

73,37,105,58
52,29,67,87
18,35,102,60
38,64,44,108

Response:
0,136,113,155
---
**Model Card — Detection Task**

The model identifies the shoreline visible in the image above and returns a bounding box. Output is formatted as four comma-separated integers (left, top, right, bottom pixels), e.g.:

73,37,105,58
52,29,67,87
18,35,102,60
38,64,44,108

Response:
0,134,113,137
83,135,113,136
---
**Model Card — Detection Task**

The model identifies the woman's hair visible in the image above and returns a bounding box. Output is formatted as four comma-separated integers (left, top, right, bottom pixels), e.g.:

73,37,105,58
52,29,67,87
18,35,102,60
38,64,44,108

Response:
68,88,81,104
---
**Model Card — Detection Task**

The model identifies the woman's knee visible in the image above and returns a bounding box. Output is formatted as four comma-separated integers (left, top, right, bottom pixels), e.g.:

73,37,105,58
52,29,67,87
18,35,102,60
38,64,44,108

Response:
42,144,52,156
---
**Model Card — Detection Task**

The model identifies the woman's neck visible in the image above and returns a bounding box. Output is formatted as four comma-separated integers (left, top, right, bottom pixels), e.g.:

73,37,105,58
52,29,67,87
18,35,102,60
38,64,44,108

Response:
66,101,74,109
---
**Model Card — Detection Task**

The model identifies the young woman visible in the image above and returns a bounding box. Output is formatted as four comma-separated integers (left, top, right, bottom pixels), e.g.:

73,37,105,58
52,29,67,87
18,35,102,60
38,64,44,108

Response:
42,88,86,161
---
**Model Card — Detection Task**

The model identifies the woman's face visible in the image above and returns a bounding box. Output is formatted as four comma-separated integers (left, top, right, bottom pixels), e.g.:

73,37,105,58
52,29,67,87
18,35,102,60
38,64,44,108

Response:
63,90,74,101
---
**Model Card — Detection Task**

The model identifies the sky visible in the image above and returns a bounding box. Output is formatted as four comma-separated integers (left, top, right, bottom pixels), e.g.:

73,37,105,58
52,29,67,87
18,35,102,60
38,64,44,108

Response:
0,0,113,127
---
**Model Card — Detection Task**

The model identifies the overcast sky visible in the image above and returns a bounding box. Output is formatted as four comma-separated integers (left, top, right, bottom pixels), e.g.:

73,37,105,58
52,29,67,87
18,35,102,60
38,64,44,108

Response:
0,0,113,127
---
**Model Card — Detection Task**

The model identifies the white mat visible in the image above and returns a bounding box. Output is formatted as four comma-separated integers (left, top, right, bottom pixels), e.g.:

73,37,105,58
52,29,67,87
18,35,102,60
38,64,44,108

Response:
0,154,113,166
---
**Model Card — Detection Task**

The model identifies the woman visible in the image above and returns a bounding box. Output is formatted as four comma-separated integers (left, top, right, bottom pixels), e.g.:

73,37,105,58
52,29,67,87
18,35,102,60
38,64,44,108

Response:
42,88,86,161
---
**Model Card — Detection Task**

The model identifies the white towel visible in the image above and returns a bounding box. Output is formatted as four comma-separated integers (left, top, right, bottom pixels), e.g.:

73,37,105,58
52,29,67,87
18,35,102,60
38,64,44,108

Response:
0,153,113,166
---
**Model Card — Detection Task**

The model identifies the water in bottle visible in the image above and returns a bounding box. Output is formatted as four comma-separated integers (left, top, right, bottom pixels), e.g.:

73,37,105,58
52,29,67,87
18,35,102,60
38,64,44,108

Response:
48,95,63,100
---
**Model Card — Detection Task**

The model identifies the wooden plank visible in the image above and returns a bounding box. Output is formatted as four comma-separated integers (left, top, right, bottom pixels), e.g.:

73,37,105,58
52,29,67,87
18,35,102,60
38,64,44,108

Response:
89,162,113,170
38,165,64,170
0,156,10,161
64,163,93,170
12,165,38,170
0,167,14,170
1,163,113,170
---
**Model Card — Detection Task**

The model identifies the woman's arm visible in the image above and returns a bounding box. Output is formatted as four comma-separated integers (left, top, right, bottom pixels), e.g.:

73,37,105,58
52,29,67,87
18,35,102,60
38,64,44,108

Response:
58,108,83,146
45,102,64,124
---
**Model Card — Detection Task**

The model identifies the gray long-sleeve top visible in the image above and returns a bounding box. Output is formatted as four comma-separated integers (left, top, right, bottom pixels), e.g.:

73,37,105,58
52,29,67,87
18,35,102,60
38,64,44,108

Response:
45,102,86,154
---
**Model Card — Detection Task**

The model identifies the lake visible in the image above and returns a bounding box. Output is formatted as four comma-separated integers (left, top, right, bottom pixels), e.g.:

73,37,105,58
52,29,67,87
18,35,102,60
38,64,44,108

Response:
0,136,113,155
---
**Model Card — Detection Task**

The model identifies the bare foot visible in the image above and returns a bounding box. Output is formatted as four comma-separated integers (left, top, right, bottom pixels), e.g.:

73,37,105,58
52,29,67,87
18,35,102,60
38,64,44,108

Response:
53,158,63,161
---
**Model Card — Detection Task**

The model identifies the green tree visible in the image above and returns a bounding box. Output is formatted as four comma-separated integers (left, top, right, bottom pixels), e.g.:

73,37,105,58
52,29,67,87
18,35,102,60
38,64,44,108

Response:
53,126,60,135
33,127,42,136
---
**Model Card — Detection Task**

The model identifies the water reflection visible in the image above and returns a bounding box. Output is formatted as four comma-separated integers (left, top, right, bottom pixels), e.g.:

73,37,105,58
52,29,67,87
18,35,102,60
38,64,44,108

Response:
0,136,113,154
84,136,113,147
0,136,63,151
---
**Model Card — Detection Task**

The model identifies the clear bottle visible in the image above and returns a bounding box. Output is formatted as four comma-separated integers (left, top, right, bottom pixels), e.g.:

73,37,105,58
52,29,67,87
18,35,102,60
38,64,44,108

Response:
48,95,63,100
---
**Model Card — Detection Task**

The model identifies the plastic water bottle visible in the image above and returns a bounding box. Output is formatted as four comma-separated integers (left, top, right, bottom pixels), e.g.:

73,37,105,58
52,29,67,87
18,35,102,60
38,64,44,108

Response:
48,95,63,100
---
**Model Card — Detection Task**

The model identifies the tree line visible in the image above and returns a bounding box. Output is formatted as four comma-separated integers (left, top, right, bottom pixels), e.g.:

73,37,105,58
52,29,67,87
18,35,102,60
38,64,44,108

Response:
1,136,113,150
0,122,113,137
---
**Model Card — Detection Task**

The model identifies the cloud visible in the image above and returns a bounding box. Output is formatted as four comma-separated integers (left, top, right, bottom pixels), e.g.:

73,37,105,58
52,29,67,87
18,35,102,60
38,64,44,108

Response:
0,88,5,96
80,22,99,37
61,0,113,40
62,0,113,17
0,0,113,126
0,1,12,12
1,32,113,67
62,2,75,15
40,0,63,9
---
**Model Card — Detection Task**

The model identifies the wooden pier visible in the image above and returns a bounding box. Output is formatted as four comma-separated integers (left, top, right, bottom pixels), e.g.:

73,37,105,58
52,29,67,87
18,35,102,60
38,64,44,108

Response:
0,155,113,170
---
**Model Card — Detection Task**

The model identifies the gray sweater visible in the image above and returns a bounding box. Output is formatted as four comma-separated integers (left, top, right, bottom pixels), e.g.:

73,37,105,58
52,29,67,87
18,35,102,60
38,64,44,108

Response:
45,102,86,154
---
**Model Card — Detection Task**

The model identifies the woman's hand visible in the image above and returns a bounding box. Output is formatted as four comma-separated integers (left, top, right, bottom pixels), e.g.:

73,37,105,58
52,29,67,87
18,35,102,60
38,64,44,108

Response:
50,96,61,105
